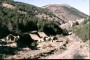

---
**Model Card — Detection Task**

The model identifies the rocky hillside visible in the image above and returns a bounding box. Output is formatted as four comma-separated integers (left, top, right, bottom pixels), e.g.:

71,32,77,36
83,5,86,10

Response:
0,0,89,59
0,0,66,38
0,0,64,24
43,4,88,22
73,18,90,41
0,0,88,37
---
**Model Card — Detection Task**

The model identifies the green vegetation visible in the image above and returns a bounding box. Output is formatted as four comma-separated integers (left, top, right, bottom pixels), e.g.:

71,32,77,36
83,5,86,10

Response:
73,18,90,42
0,0,67,38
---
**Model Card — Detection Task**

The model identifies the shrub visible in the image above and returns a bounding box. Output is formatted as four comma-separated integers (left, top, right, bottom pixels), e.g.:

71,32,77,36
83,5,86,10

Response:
73,19,89,42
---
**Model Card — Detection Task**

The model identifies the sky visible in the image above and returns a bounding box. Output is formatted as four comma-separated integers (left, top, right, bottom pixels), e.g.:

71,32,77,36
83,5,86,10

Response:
14,0,89,15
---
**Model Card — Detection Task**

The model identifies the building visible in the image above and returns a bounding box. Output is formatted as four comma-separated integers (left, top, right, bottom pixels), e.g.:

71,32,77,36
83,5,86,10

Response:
38,32,48,38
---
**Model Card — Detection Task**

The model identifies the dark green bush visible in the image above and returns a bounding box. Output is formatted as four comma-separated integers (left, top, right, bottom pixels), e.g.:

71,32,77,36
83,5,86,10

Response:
0,23,10,39
0,0,67,36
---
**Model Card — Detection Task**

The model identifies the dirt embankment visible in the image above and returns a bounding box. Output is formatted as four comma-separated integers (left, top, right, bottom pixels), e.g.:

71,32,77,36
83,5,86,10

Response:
44,34,90,59
0,34,90,59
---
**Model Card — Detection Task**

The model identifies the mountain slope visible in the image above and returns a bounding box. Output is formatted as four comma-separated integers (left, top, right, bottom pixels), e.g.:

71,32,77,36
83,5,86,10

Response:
73,18,90,41
43,4,88,22
0,0,88,38
0,0,65,38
